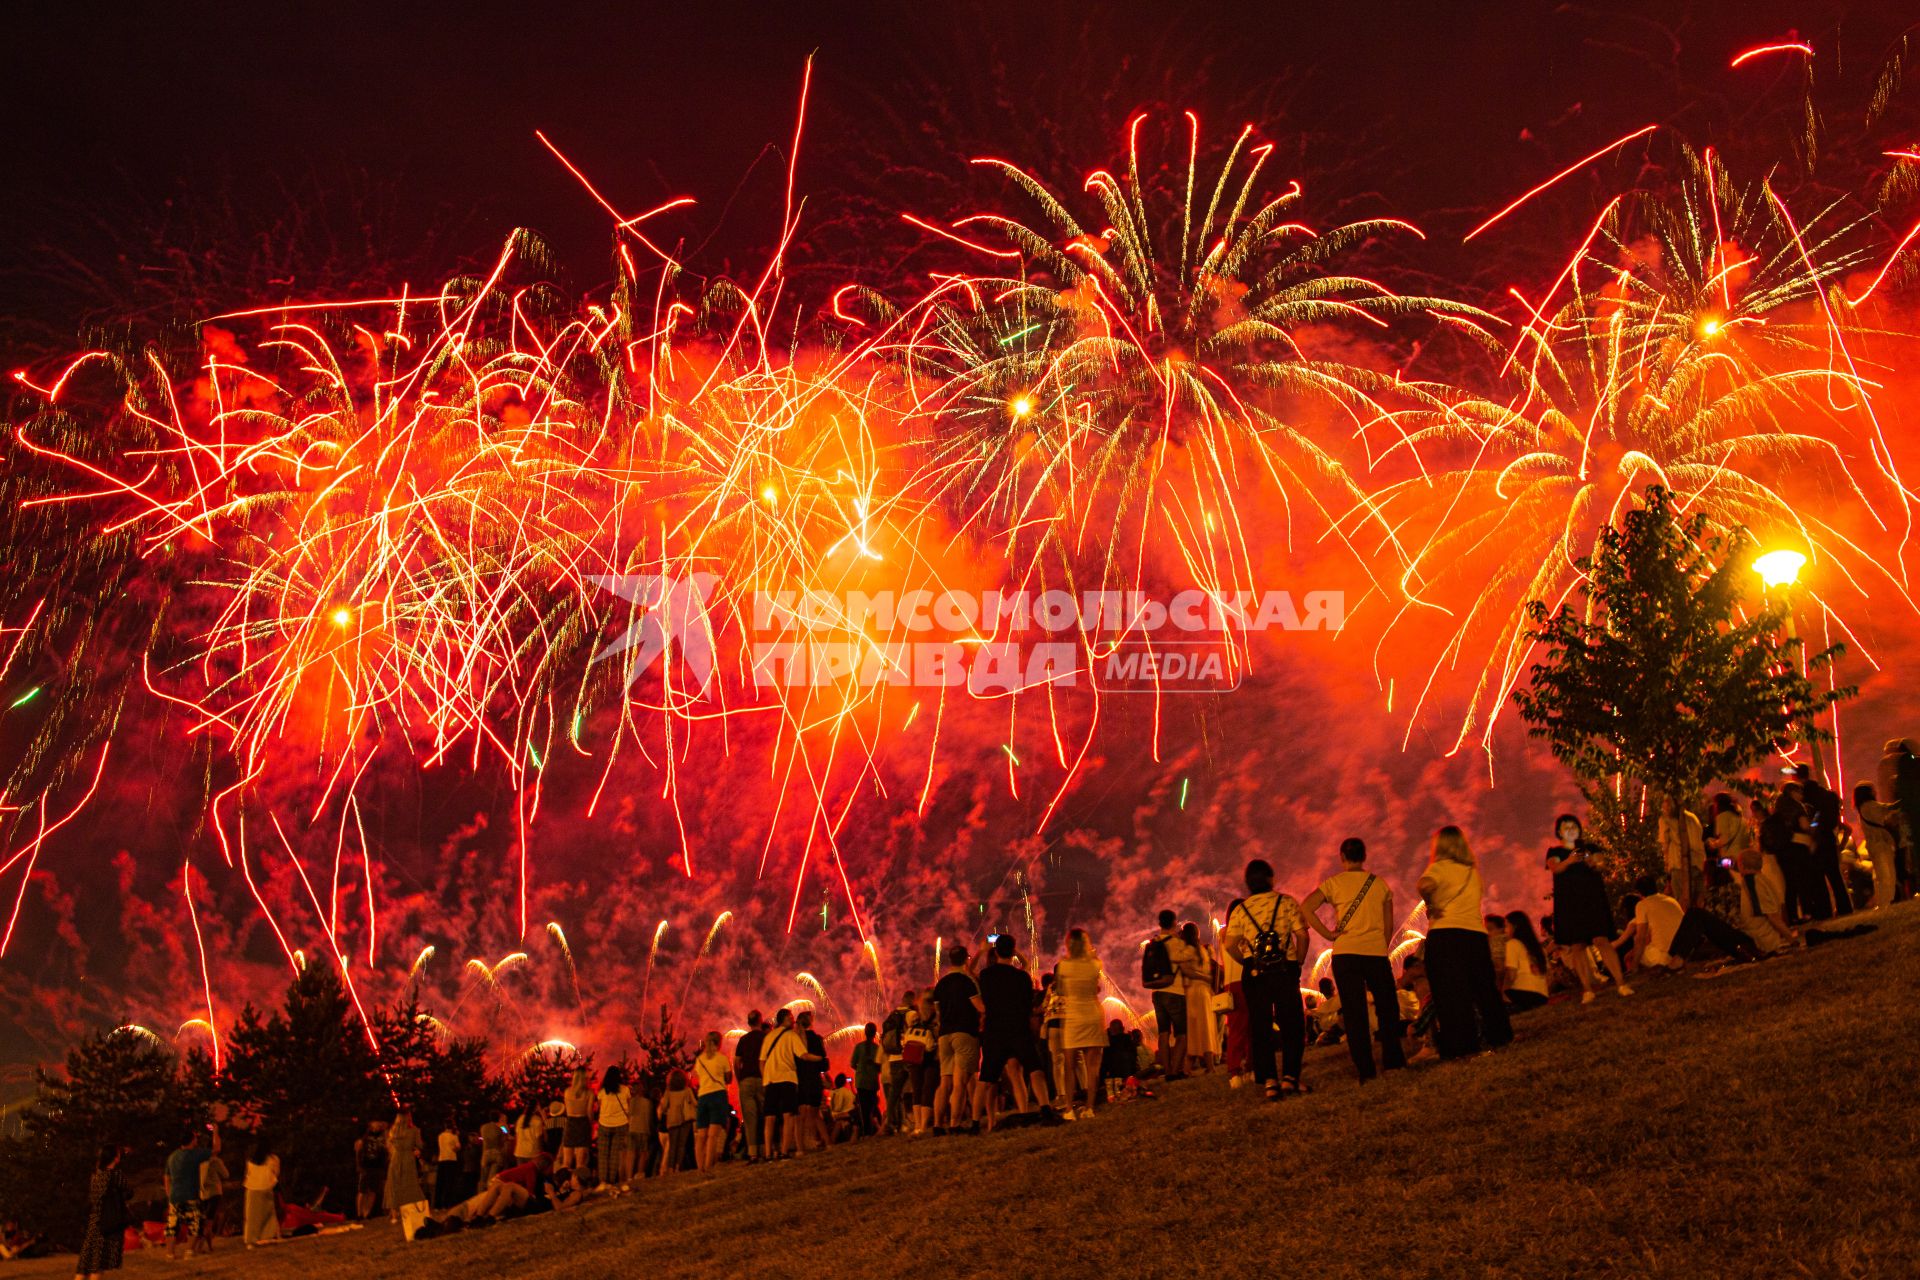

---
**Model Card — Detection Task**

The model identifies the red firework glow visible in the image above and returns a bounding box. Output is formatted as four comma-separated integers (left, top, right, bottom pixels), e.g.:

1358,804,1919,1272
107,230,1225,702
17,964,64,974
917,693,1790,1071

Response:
3,53,1920,1082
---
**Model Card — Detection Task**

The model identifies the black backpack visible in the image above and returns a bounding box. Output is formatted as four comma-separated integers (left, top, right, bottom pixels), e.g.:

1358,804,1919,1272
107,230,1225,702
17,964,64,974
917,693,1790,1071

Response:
1141,934,1175,990
1238,897,1292,974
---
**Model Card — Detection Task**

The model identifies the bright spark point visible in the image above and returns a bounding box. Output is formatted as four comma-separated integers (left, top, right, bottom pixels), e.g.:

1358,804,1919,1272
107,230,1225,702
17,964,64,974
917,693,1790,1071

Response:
330,607,353,628
1010,395,1033,419
1697,316,1722,337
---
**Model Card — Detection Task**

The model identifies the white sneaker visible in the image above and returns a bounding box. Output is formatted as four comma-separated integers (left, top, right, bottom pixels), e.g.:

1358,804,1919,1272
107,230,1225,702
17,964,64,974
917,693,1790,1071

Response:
1617,984,1635,998
1581,990,1596,1005
1229,1073,1245,1089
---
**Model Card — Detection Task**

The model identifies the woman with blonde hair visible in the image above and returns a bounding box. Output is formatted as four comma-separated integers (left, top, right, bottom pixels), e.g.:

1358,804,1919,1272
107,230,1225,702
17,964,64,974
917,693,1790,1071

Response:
1054,928,1107,1119
1417,826,1513,1059
560,1067,592,1171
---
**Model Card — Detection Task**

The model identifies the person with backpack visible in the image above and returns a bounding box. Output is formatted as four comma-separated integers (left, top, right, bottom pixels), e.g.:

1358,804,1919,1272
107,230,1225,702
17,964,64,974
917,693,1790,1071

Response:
1420,826,1514,1059
734,1010,767,1163
759,1008,819,1159
880,991,914,1135
1222,859,1309,1101
1142,909,1194,1080
1301,837,1406,1082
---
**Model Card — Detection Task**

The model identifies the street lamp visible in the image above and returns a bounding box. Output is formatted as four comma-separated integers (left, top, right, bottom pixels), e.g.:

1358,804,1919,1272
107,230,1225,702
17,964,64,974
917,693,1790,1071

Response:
1752,549,1823,774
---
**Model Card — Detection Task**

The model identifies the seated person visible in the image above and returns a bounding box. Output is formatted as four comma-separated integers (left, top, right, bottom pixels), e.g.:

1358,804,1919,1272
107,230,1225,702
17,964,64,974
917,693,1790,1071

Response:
828,1074,858,1143
1101,1021,1136,1096
1621,875,1767,968
439,1151,554,1224
1310,978,1344,1044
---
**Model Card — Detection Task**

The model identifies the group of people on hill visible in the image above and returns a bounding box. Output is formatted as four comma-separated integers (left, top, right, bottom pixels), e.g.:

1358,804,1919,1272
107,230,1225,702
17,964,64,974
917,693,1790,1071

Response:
66,743,1917,1274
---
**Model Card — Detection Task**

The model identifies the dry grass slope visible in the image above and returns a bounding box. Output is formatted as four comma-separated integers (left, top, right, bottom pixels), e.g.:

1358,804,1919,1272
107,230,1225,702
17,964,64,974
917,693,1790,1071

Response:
22,904,1920,1279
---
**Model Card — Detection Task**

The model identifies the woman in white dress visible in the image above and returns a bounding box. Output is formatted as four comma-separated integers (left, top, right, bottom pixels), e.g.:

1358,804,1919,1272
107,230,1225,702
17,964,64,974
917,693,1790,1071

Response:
1055,928,1106,1119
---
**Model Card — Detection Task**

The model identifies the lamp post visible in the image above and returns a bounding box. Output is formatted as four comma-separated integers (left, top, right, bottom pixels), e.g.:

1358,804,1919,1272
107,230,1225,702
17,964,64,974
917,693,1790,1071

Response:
1752,549,1824,776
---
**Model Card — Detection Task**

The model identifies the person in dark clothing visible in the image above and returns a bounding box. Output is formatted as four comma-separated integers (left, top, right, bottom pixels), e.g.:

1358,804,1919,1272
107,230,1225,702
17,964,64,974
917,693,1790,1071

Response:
734,1010,767,1162
1797,765,1851,919
972,934,1055,1127
1766,788,1824,924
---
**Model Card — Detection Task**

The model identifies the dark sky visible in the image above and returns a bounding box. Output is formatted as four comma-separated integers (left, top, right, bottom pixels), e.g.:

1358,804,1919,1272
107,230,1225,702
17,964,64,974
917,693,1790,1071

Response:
2,0,1890,350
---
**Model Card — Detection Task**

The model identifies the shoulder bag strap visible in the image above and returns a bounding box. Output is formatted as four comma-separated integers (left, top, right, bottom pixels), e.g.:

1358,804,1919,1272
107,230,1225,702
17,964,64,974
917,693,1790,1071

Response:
1334,874,1377,934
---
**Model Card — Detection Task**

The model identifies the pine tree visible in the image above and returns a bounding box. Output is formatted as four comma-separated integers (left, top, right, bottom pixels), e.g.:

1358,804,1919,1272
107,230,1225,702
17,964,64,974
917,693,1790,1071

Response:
632,1004,693,1095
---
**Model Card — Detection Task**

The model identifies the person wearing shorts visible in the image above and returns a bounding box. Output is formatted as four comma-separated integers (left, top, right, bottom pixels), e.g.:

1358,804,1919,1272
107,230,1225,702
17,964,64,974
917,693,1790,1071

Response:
931,947,984,1131
163,1129,214,1261
757,1009,818,1158
692,1030,734,1173
974,934,1055,1126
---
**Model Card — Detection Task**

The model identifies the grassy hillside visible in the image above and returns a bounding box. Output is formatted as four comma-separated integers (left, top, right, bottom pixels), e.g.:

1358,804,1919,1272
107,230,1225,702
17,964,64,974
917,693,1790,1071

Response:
20,904,1920,1279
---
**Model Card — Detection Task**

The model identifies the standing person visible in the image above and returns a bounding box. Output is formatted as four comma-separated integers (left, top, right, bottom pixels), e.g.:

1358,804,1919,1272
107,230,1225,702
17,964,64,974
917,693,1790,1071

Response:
1178,921,1217,1074
629,1083,659,1179
163,1128,215,1260
850,1023,883,1137
242,1138,281,1248
1141,910,1193,1080
560,1067,593,1171
1054,928,1107,1119
479,1110,509,1191
1499,912,1552,1011
1420,826,1515,1058
795,1011,832,1152
595,1067,632,1186
1216,901,1251,1087
1878,737,1920,897
353,1120,387,1220
1857,783,1902,910
1039,973,1068,1101
693,1032,734,1173
384,1107,425,1222
931,947,985,1134
1545,814,1634,1003
760,1009,819,1158
1708,794,1761,916
880,994,914,1136
1770,784,1824,923
1222,859,1310,1101
903,992,940,1135
973,934,1054,1128
1301,837,1406,1082
661,1070,696,1173
512,1104,542,1163
1797,765,1850,918
734,1011,768,1163
433,1119,462,1210
1658,796,1709,908
75,1144,129,1279
195,1143,227,1252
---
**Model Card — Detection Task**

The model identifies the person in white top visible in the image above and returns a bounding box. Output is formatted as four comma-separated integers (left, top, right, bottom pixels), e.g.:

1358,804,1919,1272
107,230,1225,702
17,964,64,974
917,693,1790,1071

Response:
593,1066,633,1186
1301,837,1406,1081
1498,911,1551,1011
1620,876,1766,969
1415,826,1513,1060
1222,859,1310,1100
1855,783,1902,910
242,1139,280,1247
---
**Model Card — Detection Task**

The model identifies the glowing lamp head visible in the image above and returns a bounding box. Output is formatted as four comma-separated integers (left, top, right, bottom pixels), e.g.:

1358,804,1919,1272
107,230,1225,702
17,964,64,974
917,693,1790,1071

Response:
330,606,354,629
1752,549,1806,589
1010,394,1033,419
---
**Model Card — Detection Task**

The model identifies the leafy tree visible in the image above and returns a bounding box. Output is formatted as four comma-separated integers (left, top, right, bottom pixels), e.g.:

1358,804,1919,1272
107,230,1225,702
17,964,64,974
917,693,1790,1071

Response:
1514,486,1853,904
